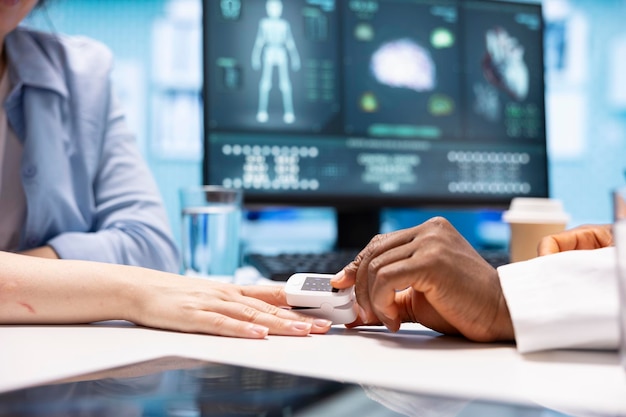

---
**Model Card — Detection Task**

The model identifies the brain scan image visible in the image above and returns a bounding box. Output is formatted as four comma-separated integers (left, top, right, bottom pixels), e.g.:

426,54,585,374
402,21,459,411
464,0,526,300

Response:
481,27,529,101
370,38,437,92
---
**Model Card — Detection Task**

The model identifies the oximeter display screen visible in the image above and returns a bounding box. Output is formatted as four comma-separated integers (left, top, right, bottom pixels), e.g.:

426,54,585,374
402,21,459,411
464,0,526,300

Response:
302,277,338,292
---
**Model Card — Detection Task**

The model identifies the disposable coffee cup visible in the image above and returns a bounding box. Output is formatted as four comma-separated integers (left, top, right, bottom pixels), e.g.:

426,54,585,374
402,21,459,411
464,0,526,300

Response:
502,198,570,263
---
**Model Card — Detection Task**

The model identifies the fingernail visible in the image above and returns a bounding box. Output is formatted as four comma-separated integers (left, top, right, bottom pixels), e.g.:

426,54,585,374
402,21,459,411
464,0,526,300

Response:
313,319,332,328
292,321,312,332
249,324,269,338
331,270,344,283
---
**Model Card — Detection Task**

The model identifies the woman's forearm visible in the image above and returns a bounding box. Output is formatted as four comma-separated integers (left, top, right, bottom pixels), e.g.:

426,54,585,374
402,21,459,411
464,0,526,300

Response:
0,251,133,324
0,251,333,338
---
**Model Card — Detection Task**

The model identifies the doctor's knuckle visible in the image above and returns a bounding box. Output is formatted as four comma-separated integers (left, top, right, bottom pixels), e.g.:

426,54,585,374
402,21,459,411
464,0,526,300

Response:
367,256,384,273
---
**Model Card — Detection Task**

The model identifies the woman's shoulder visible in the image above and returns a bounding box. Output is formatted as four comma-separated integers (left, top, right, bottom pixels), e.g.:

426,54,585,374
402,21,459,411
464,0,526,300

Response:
11,26,114,76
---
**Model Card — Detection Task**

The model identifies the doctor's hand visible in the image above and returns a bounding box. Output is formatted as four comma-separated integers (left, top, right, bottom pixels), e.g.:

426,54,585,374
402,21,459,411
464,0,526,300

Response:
537,224,613,256
331,217,515,343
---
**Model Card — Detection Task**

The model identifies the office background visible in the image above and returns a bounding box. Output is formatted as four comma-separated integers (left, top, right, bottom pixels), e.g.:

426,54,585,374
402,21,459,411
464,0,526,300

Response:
26,0,626,253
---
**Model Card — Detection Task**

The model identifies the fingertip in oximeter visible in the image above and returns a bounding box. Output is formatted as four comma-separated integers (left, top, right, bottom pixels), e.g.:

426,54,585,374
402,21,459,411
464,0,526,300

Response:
285,273,357,324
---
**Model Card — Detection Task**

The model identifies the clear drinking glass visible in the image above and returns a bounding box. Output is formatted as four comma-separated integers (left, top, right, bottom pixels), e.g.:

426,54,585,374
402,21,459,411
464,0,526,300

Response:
179,186,243,281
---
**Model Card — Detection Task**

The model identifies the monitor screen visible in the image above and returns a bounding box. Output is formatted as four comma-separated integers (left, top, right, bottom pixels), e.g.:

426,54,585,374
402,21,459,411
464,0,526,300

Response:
203,0,548,247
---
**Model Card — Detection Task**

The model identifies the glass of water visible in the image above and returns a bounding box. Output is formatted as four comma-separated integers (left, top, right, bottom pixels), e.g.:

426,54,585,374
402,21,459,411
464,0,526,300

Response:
179,186,243,281
613,187,626,370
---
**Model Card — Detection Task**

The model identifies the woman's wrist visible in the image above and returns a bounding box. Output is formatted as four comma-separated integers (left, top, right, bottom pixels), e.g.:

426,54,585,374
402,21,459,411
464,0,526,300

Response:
106,265,151,324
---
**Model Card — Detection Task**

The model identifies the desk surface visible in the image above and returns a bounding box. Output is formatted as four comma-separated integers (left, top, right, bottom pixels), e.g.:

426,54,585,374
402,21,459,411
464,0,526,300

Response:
1,322,625,416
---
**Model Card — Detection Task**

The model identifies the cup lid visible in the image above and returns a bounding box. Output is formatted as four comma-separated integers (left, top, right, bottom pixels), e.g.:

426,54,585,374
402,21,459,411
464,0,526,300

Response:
502,197,571,224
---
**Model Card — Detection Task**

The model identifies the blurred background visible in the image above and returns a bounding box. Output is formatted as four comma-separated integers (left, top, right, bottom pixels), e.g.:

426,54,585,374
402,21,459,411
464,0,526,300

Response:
26,0,626,254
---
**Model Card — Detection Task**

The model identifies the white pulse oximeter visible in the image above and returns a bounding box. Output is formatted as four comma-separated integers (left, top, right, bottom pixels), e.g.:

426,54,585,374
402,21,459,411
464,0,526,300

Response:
285,273,357,325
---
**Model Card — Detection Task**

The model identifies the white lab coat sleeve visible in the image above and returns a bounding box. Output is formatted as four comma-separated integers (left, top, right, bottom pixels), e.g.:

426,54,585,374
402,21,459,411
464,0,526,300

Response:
497,247,621,353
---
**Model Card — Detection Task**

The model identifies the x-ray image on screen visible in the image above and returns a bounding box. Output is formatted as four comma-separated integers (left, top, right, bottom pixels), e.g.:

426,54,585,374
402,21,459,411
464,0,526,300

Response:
463,1,545,141
482,27,529,101
251,0,300,124
206,0,343,133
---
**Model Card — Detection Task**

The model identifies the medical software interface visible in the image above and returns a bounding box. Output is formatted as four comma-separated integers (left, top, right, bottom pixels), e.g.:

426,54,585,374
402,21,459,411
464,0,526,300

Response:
205,0,548,203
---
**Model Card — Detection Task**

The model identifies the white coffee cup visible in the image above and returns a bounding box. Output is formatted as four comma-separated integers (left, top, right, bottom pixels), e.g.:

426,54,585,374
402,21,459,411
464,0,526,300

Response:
502,198,570,263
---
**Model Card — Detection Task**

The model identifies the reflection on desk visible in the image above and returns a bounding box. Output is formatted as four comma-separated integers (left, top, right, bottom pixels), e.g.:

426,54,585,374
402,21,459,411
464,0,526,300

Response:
0,360,345,417
0,358,580,417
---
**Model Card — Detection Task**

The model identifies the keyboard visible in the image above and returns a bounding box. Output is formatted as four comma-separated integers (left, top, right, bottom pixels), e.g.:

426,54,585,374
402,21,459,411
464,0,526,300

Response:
476,248,510,268
245,248,509,281
245,249,361,282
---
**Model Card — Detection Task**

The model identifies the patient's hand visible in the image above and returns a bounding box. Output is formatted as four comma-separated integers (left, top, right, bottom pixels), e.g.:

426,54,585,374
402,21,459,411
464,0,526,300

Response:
537,224,613,256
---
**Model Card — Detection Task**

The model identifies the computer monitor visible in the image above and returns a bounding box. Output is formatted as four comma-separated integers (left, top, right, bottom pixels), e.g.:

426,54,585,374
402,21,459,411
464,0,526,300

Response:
203,0,548,249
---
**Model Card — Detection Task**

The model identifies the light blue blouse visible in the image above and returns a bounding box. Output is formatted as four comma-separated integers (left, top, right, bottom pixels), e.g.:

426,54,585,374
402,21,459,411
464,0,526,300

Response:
3,27,180,273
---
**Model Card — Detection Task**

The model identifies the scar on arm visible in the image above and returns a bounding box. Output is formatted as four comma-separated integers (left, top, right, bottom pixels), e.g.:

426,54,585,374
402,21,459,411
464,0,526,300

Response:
0,282,35,314
19,302,36,314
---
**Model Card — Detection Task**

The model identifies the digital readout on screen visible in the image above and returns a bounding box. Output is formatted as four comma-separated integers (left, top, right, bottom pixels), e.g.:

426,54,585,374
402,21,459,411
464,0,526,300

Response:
302,277,339,292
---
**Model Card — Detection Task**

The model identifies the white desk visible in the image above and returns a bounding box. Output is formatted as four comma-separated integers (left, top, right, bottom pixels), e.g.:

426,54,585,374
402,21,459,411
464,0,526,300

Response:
1,322,624,416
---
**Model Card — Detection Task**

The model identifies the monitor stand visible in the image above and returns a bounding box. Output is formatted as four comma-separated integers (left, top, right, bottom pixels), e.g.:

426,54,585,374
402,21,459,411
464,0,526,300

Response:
334,208,382,250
